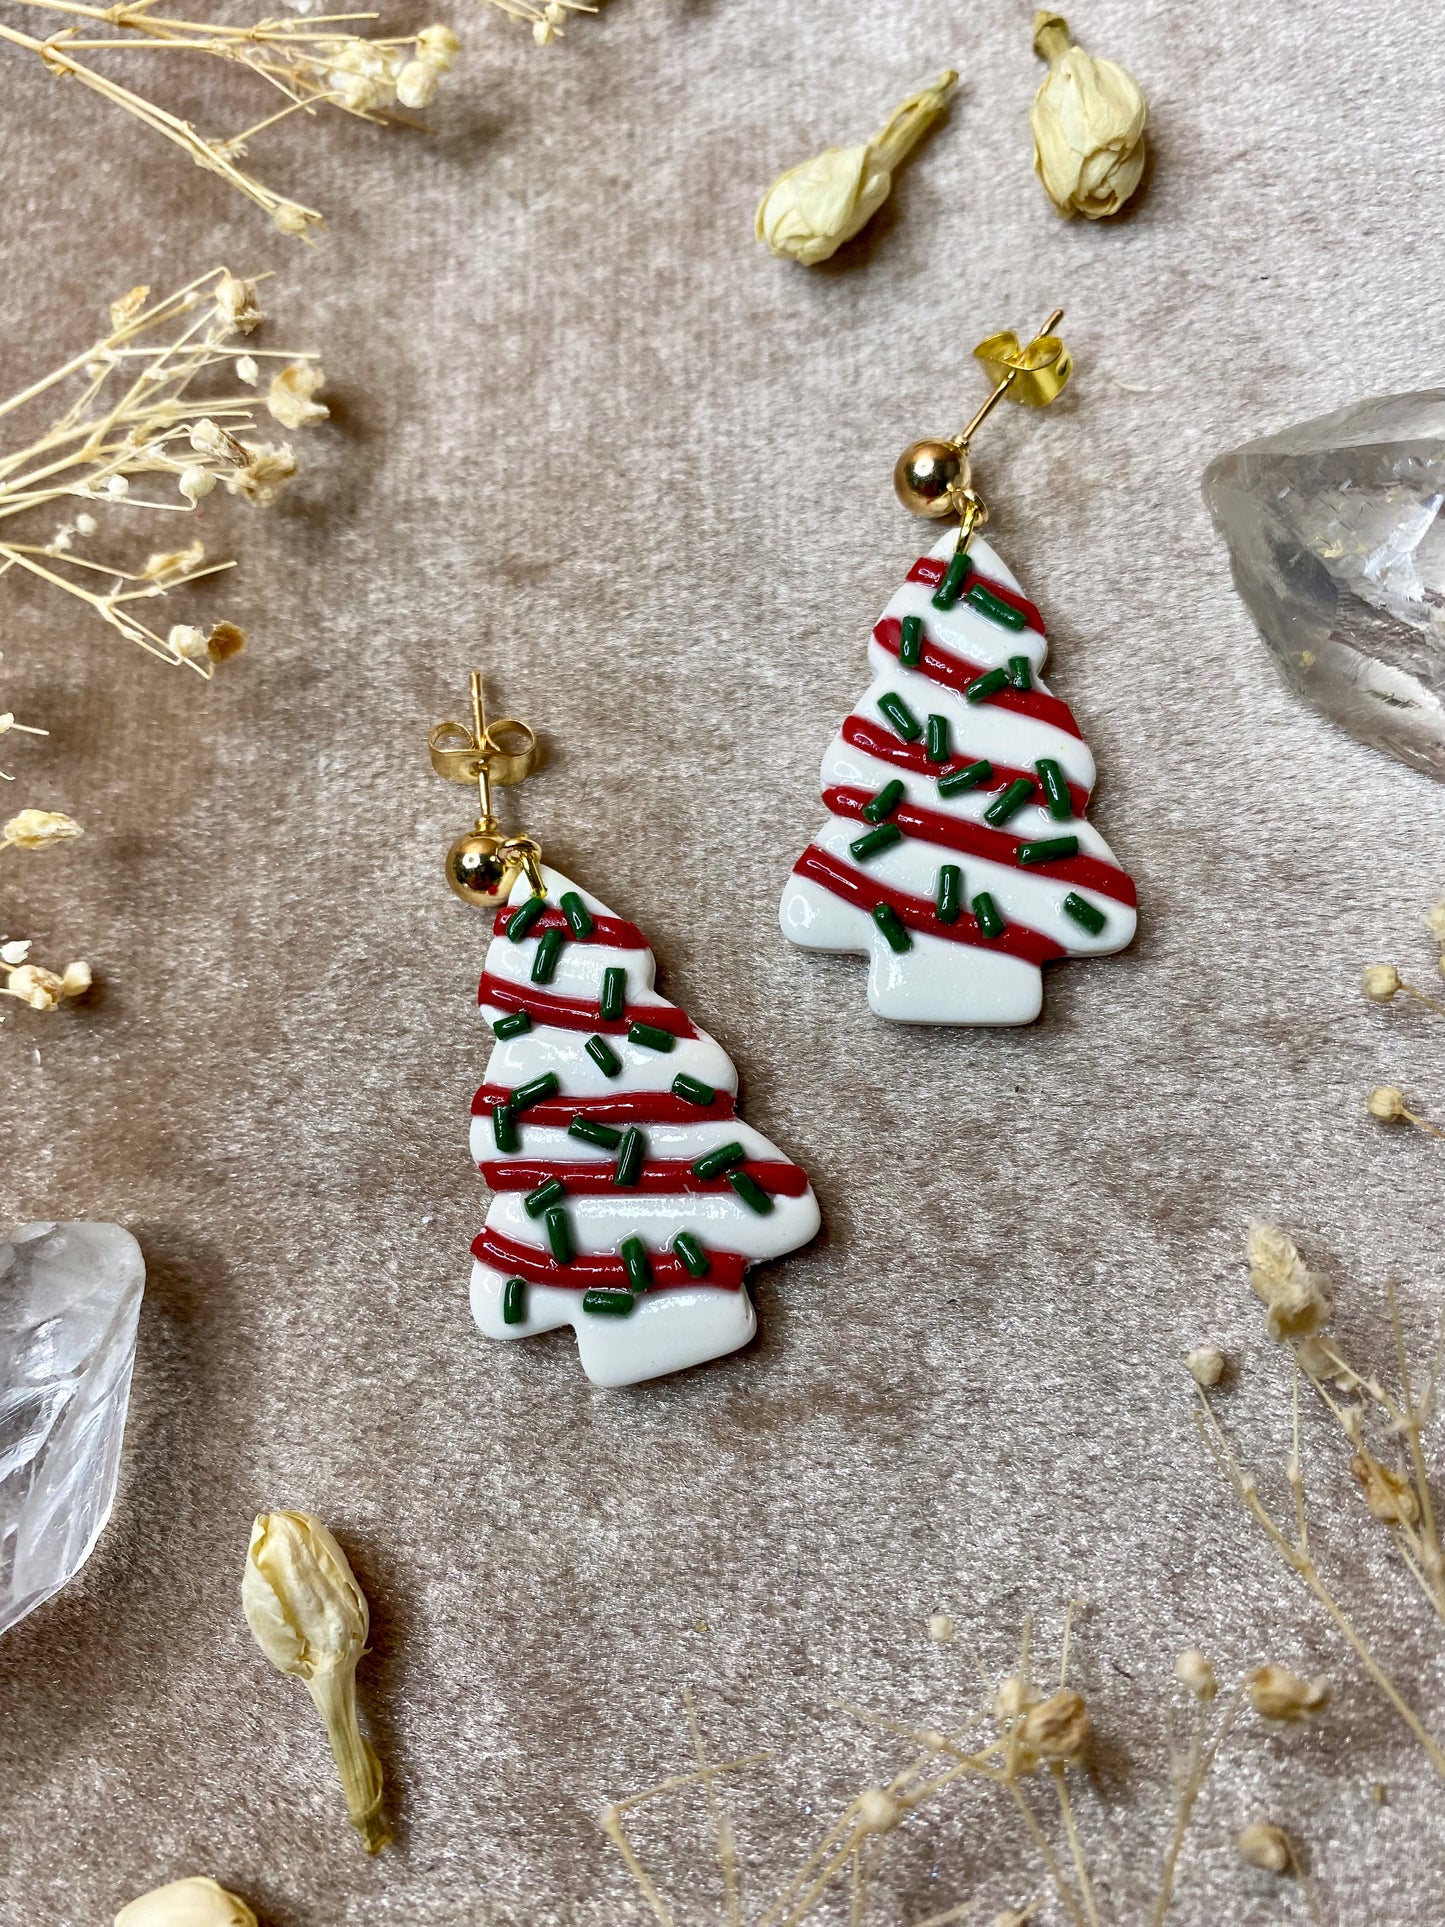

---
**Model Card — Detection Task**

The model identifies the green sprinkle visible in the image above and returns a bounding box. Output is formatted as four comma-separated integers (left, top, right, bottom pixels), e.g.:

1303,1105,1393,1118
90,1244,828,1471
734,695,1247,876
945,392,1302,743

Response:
968,582,1027,631
524,1176,565,1218
506,895,546,942
501,1276,526,1325
878,691,922,741
492,1010,532,1040
559,890,594,938
871,902,911,953
621,1235,652,1294
850,823,903,863
531,926,566,985
672,1073,717,1106
973,892,1005,938
545,1205,573,1266
936,863,963,925
672,1231,711,1279
692,1140,745,1180
569,1114,623,1149
925,714,950,764
1036,758,1073,821
585,1034,623,1077
861,779,905,824
964,667,1010,704
582,1286,634,1318
510,1072,560,1112
492,1103,519,1154
984,778,1035,826
931,548,972,610
1006,654,1033,690
613,1125,645,1187
600,964,626,1022
1063,891,1107,935
937,759,993,799
1017,835,1080,866
628,1020,675,1053
728,1170,774,1215
898,614,924,667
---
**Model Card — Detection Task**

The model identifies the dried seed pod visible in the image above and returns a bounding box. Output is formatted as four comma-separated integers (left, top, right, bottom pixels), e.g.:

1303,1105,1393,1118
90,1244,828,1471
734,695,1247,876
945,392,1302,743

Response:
1237,1821,1293,1874
1019,1686,1091,1761
1248,1664,1331,1723
756,71,957,266
242,1510,389,1853
1030,11,1147,220
114,1876,257,1927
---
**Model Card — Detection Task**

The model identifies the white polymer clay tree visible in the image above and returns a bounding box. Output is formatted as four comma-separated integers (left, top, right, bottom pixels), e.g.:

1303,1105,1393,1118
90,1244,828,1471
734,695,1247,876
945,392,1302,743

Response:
468,867,820,1388
780,527,1137,1024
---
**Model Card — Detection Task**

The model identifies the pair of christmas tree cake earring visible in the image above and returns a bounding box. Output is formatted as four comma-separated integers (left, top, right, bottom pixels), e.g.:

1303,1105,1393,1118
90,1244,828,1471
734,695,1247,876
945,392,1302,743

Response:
428,308,1136,1387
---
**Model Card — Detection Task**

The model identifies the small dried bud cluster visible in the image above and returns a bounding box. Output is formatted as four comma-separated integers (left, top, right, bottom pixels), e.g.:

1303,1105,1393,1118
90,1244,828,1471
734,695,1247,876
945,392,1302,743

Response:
994,1676,1091,1771
267,363,330,431
323,23,460,113
1362,963,1401,1002
1367,1085,1406,1121
114,1876,258,1927
927,1612,955,1643
756,71,957,267
1247,1664,1330,1723
853,1787,900,1835
1247,1222,1331,1341
1349,1452,1419,1526
1030,11,1148,220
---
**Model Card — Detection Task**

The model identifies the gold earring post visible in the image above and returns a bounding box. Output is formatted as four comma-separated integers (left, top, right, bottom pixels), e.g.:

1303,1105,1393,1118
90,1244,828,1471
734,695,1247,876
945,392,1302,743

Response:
428,672,545,908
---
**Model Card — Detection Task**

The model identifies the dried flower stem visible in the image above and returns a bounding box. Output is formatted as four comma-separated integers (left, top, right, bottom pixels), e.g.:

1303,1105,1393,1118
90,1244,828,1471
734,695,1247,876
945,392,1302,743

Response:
1,1,462,232
0,266,325,672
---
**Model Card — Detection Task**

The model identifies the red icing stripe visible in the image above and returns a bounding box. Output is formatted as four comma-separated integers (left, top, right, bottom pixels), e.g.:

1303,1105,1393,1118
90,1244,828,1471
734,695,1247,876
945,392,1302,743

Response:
824,785,1137,908
873,618,1081,740
472,1086,737,1124
840,716,1092,816
793,845,1068,965
477,972,697,1039
479,1157,809,1197
494,905,648,948
473,1226,747,1293
906,554,1044,633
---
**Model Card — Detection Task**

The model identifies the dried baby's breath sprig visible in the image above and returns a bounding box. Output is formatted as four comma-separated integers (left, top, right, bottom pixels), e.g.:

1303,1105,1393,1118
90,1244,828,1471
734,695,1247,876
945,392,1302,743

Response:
605,1613,1300,1927
756,70,958,267
242,1510,389,1854
0,4,463,235
2,953,91,1012
1030,12,1147,220
114,1876,258,1927
1186,1345,1226,1388
479,0,595,47
1361,960,1445,1014
0,268,326,674
1247,1221,1331,1340
1200,1228,1445,1780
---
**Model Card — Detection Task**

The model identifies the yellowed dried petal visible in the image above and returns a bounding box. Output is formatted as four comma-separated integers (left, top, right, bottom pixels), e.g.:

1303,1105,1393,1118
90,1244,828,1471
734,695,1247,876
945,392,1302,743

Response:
1019,1686,1090,1760
266,362,328,431
1237,1822,1293,1874
207,622,247,665
143,539,206,586
756,71,956,266
61,959,93,998
3,963,65,1010
1031,12,1147,220
226,442,298,505
3,807,83,850
214,275,264,335
109,285,151,332
115,1875,258,1927
1248,1663,1330,1723
1350,1452,1420,1525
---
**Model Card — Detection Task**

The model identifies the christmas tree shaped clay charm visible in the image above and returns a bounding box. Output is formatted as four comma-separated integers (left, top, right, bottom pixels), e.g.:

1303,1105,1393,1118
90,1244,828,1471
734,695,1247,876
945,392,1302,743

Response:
780,528,1137,1023
780,311,1137,1024
469,866,820,1387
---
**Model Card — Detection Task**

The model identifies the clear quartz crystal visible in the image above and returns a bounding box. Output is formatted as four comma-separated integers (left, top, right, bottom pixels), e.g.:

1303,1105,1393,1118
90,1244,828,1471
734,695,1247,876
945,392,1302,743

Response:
1203,390,1445,780
1,1221,145,1637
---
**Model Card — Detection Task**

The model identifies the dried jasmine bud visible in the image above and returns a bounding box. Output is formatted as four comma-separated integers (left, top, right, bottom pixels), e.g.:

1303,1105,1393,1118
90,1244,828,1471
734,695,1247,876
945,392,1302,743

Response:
242,1510,389,1853
114,1877,257,1927
1030,11,1147,220
756,70,957,266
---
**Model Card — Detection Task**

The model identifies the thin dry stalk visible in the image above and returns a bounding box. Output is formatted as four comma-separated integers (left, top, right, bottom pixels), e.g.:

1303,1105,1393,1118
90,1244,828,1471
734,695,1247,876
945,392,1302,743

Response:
2,0,463,232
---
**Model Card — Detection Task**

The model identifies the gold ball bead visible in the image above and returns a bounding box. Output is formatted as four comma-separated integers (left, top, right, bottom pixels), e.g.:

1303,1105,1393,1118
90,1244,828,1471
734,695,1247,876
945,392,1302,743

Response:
893,439,970,518
445,829,521,907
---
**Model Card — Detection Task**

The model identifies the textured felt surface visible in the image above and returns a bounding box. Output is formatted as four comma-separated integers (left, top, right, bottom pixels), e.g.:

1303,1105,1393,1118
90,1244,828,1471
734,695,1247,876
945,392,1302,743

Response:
2,2,1445,1923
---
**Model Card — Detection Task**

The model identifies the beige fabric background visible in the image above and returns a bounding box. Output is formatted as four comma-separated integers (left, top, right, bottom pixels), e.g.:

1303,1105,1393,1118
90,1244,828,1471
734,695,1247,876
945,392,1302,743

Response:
2,2,1445,1921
